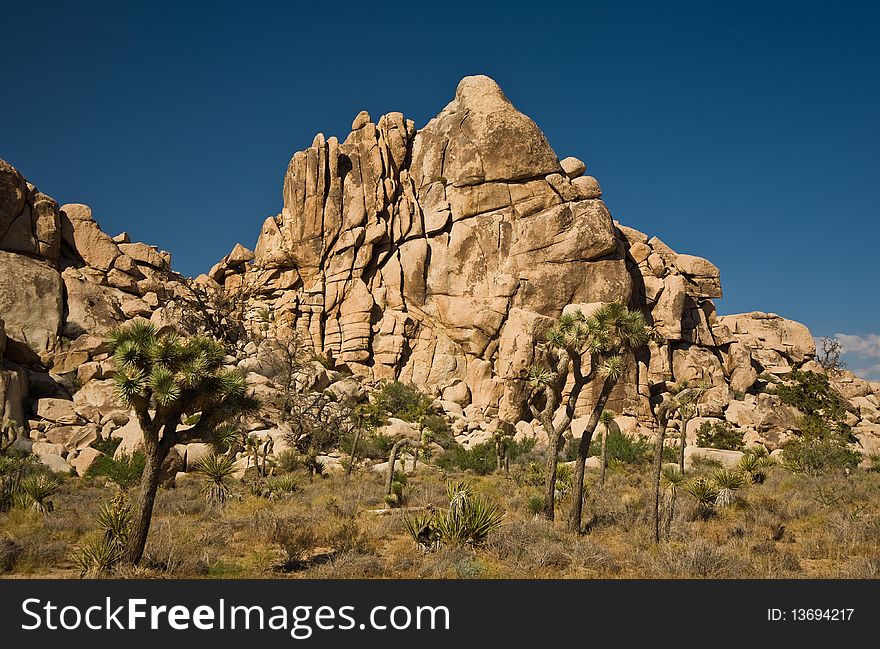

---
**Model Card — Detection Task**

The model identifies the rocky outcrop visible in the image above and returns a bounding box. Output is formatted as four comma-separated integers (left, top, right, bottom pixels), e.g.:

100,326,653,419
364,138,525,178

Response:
2,75,879,468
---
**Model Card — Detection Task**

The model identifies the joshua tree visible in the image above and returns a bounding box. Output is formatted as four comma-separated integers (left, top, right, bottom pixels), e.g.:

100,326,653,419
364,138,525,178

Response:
675,381,707,472
385,437,420,498
651,383,701,542
568,304,648,532
109,321,259,564
527,310,592,521
493,424,515,474
598,409,617,486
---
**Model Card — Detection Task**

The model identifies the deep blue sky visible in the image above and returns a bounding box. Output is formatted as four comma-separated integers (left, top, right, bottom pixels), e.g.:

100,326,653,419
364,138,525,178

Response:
3,1,878,375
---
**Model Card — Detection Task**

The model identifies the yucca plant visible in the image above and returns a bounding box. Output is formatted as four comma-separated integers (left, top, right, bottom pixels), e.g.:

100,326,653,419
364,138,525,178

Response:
403,511,441,552
405,481,503,550
554,462,573,500
74,537,124,577
76,493,133,576
0,473,23,514
94,493,132,551
712,469,745,508
435,495,503,547
660,465,686,538
267,474,301,497
598,410,616,486
684,476,721,520
739,452,775,484
192,454,238,505
107,321,259,564
19,475,61,514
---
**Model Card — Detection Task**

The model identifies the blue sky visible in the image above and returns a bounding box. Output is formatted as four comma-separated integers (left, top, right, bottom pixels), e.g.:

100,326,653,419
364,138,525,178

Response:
2,1,878,377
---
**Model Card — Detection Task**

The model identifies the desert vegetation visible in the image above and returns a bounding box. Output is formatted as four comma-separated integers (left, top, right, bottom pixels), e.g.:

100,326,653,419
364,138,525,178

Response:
1,435,878,578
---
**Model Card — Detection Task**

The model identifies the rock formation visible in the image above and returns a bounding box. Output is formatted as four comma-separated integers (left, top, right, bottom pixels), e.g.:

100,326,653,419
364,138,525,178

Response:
2,75,879,473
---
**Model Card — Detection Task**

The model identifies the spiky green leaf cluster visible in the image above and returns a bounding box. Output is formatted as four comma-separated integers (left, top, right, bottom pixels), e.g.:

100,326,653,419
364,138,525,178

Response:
545,303,648,360
109,322,258,425
661,465,685,494
192,453,237,505
405,481,504,550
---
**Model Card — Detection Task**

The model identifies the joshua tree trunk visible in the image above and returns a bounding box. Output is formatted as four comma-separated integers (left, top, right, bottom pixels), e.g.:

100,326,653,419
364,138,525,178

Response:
125,437,170,565
568,377,615,532
652,410,670,544
599,424,609,486
663,490,676,540
345,425,362,477
385,438,416,495
678,415,690,472
542,430,564,520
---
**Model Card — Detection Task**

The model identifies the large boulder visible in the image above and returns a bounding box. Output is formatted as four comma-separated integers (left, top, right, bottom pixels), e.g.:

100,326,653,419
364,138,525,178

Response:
0,251,63,355
60,204,121,271
36,398,80,424
683,446,744,470
70,447,104,477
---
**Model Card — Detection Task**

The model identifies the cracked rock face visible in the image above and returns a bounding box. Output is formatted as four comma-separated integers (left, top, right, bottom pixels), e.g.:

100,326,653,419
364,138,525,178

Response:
244,75,641,420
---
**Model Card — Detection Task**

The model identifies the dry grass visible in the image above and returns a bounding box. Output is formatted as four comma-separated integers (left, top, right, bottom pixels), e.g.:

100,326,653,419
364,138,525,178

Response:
1,461,878,579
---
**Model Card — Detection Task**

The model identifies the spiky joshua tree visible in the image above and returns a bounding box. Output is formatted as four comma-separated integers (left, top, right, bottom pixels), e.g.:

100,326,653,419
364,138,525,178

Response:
110,321,259,564
568,303,648,532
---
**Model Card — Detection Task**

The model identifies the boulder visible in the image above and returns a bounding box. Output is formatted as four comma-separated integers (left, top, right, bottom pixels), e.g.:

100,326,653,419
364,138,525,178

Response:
112,419,144,458
36,398,80,424
73,379,122,418
39,453,71,474
32,441,67,459
184,442,213,470
560,156,586,179
380,418,421,441
683,446,744,470
70,447,103,477
60,204,120,271
0,251,63,354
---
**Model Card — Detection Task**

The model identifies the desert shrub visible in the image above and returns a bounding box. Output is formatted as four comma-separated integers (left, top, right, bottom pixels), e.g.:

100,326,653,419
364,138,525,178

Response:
90,436,122,456
695,421,744,450
86,451,145,490
650,540,751,578
449,435,539,470
339,431,395,461
266,516,318,571
275,449,301,473
249,474,301,499
422,414,455,448
327,520,371,554
436,441,496,475
527,493,545,516
586,429,666,465
0,453,42,513
782,434,860,475
361,381,435,426
777,370,847,419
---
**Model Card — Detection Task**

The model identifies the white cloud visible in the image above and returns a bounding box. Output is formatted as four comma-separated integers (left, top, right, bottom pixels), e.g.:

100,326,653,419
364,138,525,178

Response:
850,363,880,382
834,333,880,358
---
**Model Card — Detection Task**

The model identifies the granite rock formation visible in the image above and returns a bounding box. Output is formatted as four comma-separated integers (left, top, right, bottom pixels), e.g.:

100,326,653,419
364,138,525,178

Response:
2,75,879,474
